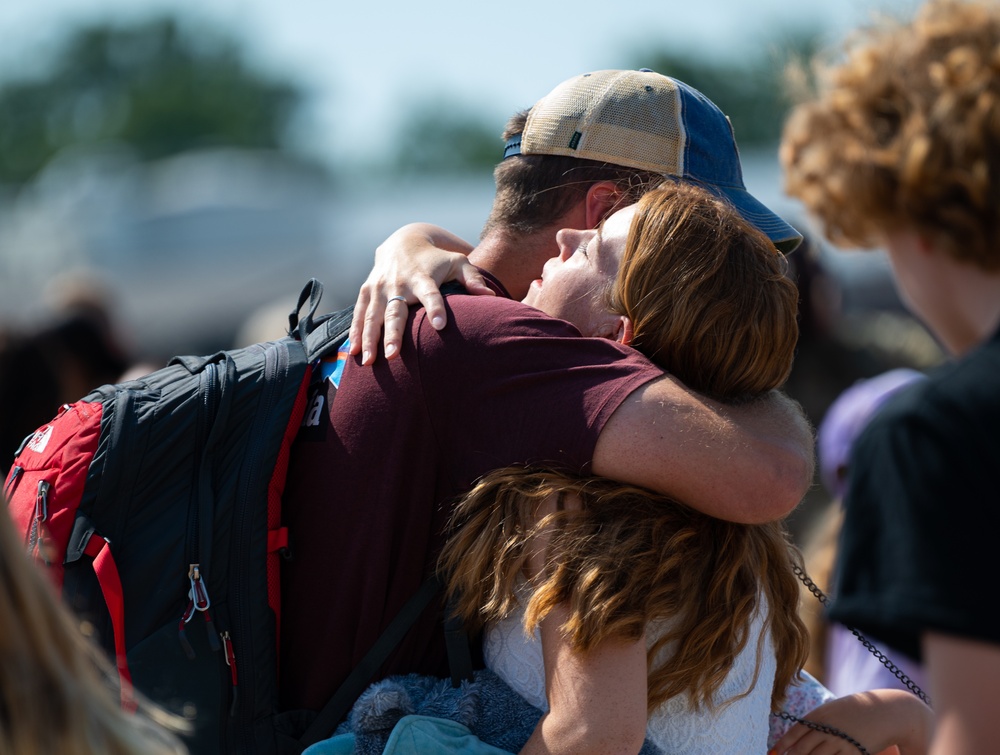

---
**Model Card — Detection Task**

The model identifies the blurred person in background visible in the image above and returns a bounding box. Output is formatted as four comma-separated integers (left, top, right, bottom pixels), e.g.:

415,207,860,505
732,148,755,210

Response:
782,0,1000,751
0,284,132,471
801,368,927,696
0,496,188,754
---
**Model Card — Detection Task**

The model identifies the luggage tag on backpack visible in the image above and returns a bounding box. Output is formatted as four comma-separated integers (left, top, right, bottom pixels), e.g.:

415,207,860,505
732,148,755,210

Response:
317,338,351,390
298,339,351,442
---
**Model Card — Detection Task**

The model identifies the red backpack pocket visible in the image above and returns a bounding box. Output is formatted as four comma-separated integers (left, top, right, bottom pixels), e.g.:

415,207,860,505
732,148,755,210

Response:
5,401,104,589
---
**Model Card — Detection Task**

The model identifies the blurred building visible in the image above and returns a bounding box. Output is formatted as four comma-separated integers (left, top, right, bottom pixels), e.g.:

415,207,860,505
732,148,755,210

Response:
0,146,497,362
0,146,335,360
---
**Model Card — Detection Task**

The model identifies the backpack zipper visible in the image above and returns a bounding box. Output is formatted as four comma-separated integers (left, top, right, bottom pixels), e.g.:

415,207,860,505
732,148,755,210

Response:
179,363,220,657
231,342,288,741
186,362,218,563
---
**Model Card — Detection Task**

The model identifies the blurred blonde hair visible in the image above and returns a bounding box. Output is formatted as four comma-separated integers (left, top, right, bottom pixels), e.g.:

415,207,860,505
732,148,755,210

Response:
0,506,188,755
441,181,806,713
781,0,1000,270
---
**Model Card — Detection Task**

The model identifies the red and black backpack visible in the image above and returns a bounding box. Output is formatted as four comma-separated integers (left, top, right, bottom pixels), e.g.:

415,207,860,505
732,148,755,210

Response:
4,280,353,754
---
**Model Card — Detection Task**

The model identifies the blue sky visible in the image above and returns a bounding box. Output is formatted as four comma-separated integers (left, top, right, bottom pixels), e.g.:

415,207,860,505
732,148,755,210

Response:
0,0,920,166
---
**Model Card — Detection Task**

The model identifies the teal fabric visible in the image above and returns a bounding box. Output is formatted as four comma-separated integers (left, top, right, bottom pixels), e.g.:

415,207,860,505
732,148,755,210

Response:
312,668,659,754
340,669,544,754
302,732,357,755
302,716,515,755
383,715,514,755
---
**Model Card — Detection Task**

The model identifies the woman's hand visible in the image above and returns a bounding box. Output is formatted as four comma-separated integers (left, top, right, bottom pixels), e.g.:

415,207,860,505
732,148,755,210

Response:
771,689,933,755
349,223,493,364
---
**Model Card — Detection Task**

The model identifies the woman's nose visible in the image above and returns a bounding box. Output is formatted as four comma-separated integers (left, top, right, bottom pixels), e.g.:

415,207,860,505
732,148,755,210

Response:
556,228,587,261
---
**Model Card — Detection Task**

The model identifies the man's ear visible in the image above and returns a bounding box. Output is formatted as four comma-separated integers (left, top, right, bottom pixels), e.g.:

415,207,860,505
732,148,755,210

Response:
585,181,623,228
613,316,634,346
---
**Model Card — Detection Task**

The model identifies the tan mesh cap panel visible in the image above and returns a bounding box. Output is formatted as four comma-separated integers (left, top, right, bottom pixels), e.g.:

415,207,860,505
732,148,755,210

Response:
522,70,686,175
514,68,804,252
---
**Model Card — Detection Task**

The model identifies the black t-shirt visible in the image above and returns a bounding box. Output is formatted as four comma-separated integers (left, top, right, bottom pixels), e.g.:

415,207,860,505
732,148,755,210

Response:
828,326,1000,660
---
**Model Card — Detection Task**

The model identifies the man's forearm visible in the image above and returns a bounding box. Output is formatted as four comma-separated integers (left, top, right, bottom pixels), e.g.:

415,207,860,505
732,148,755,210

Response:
594,379,815,524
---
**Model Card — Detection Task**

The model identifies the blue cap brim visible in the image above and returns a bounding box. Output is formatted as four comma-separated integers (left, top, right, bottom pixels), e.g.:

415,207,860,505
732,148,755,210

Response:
716,185,803,254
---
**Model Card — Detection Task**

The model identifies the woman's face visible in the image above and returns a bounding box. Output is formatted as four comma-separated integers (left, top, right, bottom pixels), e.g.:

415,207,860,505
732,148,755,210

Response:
521,204,636,337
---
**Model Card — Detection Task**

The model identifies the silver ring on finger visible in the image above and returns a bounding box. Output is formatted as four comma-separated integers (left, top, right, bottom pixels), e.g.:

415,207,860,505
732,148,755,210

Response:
387,295,407,305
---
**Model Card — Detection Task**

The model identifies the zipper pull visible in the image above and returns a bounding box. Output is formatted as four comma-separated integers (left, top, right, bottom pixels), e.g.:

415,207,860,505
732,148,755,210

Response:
178,564,207,659
182,564,221,653
27,480,51,560
3,465,22,498
222,631,238,685
178,599,197,659
222,631,240,716
189,564,210,611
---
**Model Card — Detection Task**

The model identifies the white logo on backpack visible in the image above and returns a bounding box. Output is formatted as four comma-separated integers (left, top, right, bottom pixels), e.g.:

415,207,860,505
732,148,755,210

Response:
27,425,53,454
303,392,325,428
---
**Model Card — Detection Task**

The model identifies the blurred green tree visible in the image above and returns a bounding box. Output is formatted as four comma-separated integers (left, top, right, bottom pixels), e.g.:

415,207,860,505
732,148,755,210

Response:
382,30,822,175
0,16,307,185
636,32,822,147
387,97,500,175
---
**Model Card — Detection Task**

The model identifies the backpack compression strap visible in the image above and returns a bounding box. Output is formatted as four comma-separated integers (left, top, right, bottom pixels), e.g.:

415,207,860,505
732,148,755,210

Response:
82,534,136,711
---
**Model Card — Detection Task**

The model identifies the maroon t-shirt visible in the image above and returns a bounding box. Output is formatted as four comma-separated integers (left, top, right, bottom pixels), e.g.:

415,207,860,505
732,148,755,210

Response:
279,291,661,711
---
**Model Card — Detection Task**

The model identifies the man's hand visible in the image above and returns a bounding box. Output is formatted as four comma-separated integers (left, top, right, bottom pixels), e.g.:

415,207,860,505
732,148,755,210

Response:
349,223,493,365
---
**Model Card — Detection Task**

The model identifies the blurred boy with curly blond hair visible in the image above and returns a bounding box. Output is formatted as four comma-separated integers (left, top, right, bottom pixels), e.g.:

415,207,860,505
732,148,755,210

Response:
782,1,1000,752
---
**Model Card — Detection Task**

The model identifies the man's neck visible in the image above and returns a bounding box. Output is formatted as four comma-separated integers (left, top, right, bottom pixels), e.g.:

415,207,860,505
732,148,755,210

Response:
468,228,559,301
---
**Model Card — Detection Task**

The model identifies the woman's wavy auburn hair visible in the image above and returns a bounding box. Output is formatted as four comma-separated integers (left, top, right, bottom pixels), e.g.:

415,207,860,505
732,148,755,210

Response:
781,0,1000,270
610,182,799,403
440,181,806,713
440,471,807,713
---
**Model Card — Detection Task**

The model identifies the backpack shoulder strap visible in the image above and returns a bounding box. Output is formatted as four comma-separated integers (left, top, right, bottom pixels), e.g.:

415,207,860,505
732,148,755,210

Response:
299,574,472,747
299,576,440,747
285,279,352,362
289,279,325,344
303,306,353,362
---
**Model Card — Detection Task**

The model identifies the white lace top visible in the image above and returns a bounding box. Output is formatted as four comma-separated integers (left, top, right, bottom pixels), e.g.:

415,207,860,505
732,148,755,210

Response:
484,598,776,754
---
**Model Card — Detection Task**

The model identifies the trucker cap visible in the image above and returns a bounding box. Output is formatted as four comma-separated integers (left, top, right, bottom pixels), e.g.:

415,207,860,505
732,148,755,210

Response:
503,69,803,254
